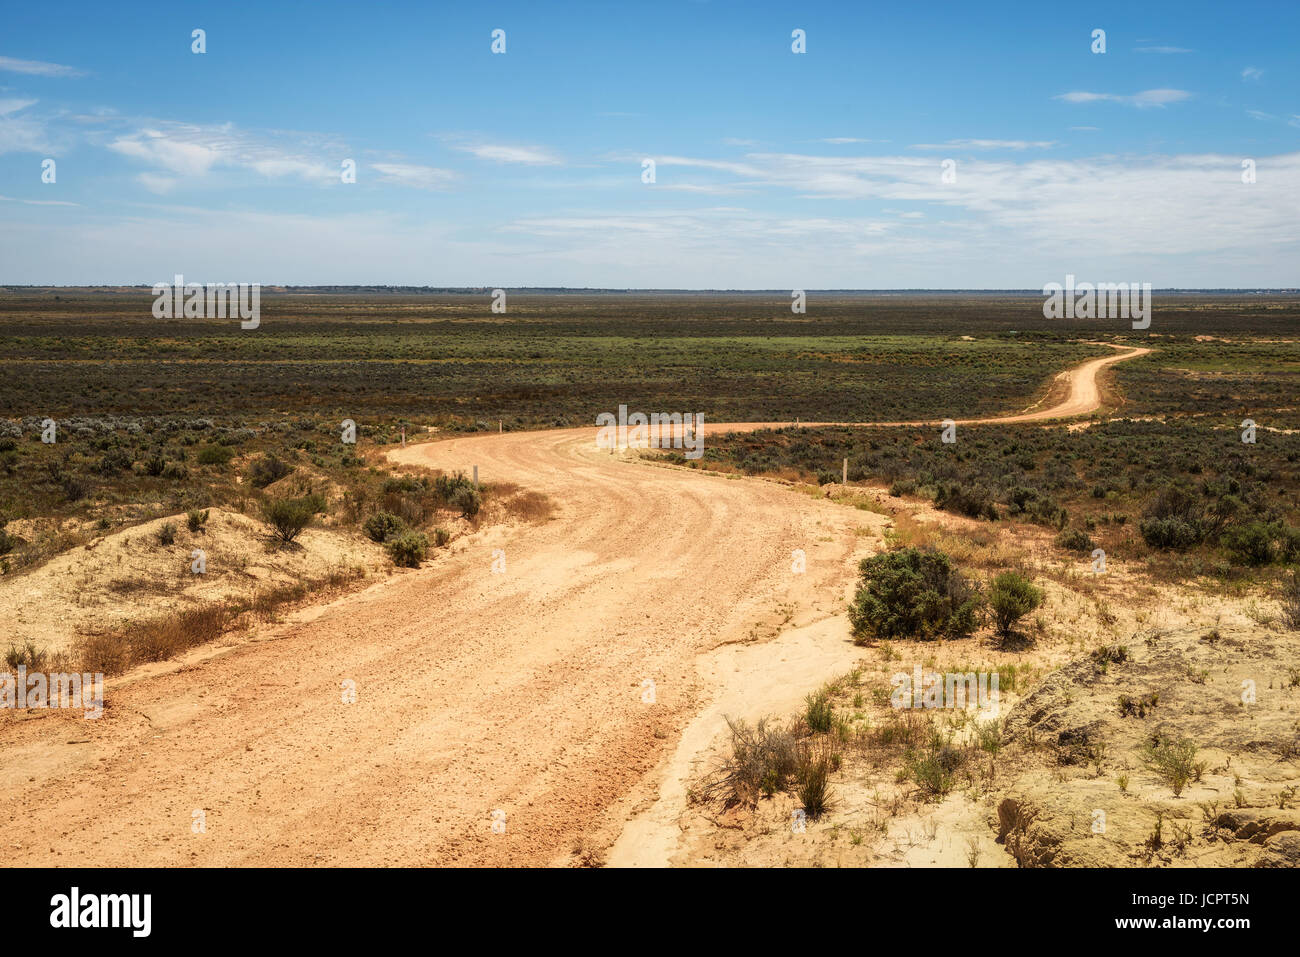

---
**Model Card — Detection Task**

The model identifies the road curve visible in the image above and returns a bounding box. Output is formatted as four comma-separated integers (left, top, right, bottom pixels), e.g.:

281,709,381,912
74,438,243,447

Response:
0,344,1146,867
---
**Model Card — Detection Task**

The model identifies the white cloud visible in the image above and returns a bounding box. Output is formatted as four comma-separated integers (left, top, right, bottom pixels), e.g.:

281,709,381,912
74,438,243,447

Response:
0,97,37,116
0,55,84,78
1242,67,1264,81
0,98,57,154
106,123,340,184
371,162,457,189
451,142,562,165
1055,89,1192,108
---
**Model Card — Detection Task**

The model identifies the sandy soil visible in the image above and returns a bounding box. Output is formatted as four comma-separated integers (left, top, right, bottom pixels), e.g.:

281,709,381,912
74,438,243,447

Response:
0,345,1149,867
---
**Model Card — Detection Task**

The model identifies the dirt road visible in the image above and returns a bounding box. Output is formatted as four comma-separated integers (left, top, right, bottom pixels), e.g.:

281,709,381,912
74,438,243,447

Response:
0,345,1145,866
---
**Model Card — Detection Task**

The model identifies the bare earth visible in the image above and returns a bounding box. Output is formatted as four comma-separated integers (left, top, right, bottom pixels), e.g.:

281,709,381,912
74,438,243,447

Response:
0,346,1146,866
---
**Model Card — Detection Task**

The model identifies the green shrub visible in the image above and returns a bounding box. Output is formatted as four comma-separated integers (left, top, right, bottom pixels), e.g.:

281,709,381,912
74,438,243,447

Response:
196,444,234,466
97,448,133,476
157,522,177,546
433,527,451,547
1140,484,1215,549
450,484,482,519
849,547,982,643
1220,521,1279,566
363,511,405,543
386,531,429,567
262,493,325,545
906,734,965,798
249,454,293,488
186,509,209,533
804,690,834,733
987,571,1045,639
1141,736,1201,797
1056,526,1094,554
797,757,833,819
934,481,998,520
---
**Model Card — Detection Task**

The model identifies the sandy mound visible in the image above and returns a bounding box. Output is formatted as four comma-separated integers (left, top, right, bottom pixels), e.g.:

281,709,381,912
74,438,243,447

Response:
2,508,385,659
997,624,1300,867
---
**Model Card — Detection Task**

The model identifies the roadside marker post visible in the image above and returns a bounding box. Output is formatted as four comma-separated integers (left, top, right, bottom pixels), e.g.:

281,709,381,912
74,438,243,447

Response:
843,458,848,485
473,465,479,488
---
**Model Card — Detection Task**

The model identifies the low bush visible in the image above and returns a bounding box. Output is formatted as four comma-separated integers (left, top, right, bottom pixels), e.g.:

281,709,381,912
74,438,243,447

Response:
363,511,405,543
262,492,326,545
987,571,1044,639
249,454,294,488
849,547,982,643
386,531,429,567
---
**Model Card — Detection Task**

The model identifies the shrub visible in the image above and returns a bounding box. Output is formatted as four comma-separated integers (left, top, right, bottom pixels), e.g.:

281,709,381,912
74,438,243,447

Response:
186,509,209,533
1220,521,1279,566
849,547,982,643
262,493,325,545
804,690,834,733
161,461,189,480
386,531,429,567
97,448,133,476
708,717,799,804
934,481,998,520
363,511,405,543
249,454,293,488
1141,735,1201,797
62,476,87,502
434,472,475,500
906,733,965,799
1139,484,1208,549
987,571,1045,639
433,527,451,547
196,444,234,467
4,640,47,670
1056,526,1094,554
157,522,177,546
143,453,167,476
797,756,833,819
1281,572,1300,631
450,484,482,519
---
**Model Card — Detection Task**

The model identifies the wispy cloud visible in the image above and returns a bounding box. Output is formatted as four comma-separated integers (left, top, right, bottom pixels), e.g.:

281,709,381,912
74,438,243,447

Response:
0,97,58,154
1055,88,1192,108
1241,66,1264,81
449,141,562,165
0,55,84,78
910,139,1055,151
371,162,457,190
106,123,342,187
0,193,80,207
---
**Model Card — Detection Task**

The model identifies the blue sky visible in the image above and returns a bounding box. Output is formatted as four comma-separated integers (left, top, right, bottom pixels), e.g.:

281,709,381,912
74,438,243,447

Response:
1,0,1297,286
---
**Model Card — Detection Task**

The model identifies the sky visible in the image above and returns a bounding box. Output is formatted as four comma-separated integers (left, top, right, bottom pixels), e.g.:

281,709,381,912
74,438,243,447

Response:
1,0,1297,288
